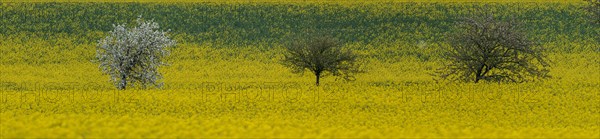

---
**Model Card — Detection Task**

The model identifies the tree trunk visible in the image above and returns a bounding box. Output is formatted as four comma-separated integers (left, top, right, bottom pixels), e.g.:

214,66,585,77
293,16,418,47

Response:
119,74,127,90
474,64,485,83
315,72,320,86
475,64,491,83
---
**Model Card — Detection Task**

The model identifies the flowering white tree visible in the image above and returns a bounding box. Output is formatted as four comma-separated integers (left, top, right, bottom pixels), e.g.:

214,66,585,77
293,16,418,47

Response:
96,17,176,90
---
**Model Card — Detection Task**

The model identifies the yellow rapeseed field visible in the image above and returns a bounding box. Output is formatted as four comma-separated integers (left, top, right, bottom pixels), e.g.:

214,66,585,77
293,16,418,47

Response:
0,0,599,138
1,43,598,138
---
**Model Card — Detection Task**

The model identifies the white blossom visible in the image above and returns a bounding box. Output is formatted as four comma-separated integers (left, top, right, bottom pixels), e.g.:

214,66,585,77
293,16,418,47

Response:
96,17,176,90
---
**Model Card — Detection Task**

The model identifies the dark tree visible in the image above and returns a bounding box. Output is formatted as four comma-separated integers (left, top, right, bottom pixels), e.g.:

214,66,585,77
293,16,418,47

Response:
437,14,550,83
282,36,361,86
584,0,600,24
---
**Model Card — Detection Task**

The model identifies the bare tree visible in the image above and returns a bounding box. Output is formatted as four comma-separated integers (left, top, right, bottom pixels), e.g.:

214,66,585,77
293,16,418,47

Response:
437,14,550,83
584,0,600,24
96,17,176,90
282,36,361,86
